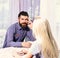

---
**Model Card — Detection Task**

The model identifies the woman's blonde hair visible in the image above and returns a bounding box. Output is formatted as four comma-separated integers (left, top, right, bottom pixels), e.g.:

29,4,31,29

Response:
32,18,59,58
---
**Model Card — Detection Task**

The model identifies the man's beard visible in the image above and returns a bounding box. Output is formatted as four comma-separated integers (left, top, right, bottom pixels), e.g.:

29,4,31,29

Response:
19,23,28,29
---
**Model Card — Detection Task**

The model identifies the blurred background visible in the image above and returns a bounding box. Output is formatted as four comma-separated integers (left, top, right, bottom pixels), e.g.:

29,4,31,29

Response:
0,0,60,57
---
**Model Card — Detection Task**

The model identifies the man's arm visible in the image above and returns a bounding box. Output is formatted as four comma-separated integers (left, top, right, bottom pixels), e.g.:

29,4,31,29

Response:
4,26,22,47
26,29,36,41
4,26,32,48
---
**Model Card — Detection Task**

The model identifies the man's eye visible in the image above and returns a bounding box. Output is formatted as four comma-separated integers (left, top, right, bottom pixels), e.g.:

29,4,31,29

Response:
25,19,28,21
21,19,24,20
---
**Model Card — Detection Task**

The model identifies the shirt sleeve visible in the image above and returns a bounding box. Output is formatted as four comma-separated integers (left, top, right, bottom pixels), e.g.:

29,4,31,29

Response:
28,40,41,55
26,30,36,41
5,26,22,47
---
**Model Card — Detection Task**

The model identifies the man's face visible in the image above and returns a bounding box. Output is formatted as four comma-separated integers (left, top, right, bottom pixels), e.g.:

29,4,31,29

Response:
18,15,29,28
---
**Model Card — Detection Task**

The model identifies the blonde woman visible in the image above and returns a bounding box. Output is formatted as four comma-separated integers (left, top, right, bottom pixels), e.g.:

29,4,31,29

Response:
13,18,59,58
31,18,59,58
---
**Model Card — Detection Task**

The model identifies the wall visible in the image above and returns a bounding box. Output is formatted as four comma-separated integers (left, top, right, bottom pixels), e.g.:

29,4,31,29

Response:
40,0,60,50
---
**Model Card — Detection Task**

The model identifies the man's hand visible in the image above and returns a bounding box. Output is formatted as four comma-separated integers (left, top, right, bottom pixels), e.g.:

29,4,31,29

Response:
22,42,32,48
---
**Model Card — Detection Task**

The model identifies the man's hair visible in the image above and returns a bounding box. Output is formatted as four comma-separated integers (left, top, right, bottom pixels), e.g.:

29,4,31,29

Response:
18,11,29,17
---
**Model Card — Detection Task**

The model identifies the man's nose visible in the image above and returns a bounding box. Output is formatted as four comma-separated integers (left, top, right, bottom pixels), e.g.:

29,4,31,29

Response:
23,20,26,22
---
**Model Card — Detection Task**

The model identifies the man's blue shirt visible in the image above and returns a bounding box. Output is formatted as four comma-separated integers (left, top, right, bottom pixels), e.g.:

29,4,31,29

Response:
3,22,35,48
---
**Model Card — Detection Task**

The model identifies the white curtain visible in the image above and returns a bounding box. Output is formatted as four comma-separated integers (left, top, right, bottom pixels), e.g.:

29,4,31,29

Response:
0,0,19,48
19,0,40,19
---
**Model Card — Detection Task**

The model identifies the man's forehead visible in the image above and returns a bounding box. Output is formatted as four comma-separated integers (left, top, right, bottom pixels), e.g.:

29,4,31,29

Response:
20,15,29,18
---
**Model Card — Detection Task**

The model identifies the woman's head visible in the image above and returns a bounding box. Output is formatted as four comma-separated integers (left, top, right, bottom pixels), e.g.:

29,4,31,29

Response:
32,18,58,58
32,18,46,39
